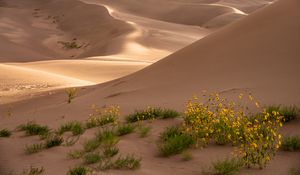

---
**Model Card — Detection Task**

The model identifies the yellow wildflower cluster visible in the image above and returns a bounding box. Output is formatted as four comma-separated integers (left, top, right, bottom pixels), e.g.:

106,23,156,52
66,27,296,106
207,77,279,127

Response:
183,93,283,168
86,105,120,128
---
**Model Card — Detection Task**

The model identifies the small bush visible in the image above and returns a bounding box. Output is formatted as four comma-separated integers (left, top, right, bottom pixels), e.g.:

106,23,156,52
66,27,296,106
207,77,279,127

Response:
25,143,44,154
159,128,195,157
83,153,102,164
22,166,44,175
86,105,119,128
0,129,11,137
125,107,179,123
83,138,101,153
17,122,49,136
58,121,85,136
181,151,193,161
45,135,63,148
212,158,243,175
58,41,82,50
138,126,151,138
282,136,300,151
66,88,77,104
266,105,298,122
68,166,88,175
117,124,135,136
96,129,119,148
114,155,141,170
103,147,119,158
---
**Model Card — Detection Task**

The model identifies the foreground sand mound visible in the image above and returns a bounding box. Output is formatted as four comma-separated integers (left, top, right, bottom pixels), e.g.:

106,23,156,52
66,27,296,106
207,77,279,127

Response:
89,0,300,108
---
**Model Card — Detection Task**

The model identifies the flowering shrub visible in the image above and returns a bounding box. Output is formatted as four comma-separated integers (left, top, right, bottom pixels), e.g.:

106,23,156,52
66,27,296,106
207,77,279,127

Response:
183,92,283,168
86,105,120,128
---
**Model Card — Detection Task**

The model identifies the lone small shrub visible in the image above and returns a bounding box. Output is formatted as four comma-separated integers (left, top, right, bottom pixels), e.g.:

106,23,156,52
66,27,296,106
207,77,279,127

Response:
83,153,102,164
58,121,85,136
114,155,141,170
103,147,119,158
97,129,119,148
282,136,300,151
0,129,11,137
68,166,88,175
66,88,77,104
68,150,84,159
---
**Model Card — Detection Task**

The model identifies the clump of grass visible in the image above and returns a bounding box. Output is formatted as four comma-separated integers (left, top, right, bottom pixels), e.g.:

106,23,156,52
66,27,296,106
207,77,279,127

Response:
103,147,119,158
17,122,49,136
58,41,82,50
67,166,88,175
25,143,44,154
114,155,141,170
97,159,114,171
45,135,63,148
57,121,85,136
0,129,11,137
66,88,77,104
125,107,180,123
181,151,193,161
68,150,85,159
22,166,44,175
83,153,102,164
83,138,101,153
266,105,298,122
116,124,135,136
158,126,194,157
137,126,151,138
282,136,300,151
96,129,119,148
211,158,244,175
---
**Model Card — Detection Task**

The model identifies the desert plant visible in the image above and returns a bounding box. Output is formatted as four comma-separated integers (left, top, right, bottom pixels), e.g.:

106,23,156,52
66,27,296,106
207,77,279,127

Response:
45,135,63,148
137,126,151,138
282,136,300,151
83,138,101,153
266,105,298,122
125,107,179,123
67,166,88,175
83,153,102,164
117,124,135,136
160,126,182,142
17,122,49,136
103,147,119,158
58,41,82,50
96,129,119,148
0,129,11,137
114,155,141,170
211,158,244,175
21,166,44,175
66,88,77,104
25,143,44,154
58,121,85,136
86,105,119,128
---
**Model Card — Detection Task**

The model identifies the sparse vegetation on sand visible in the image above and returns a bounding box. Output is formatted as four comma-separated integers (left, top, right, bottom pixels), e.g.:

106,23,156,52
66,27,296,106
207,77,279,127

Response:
205,157,244,175
25,143,44,154
58,121,85,136
125,107,180,123
22,166,44,175
83,152,102,164
116,124,135,136
282,136,300,151
86,105,119,128
181,151,193,161
0,129,11,137
266,105,299,122
137,125,151,138
114,154,141,170
67,166,89,175
66,88,77,104
17,122,49,136
58,40,82,50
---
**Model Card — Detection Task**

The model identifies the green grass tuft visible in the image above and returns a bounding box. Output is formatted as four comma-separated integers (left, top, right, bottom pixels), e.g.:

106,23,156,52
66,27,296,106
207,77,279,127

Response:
22,166,44,175
116,124,135,136
0,129,11,137
103,147,119,158
282,136,300,151
57,121,85,136
211,158,244,175
25,143,44,154
265,105,299,122
160,126,182,142
138,126,151,138
45,135,63,148
68,150,84,159
83,153,102,164
125,107,180,123
17,122,49,136
96,129,119,148
83,138,101,153
67,166,88,175
114,155,141,170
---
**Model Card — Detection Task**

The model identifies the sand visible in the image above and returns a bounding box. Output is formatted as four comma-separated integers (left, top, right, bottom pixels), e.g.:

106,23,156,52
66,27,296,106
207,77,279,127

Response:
0,0,299,174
